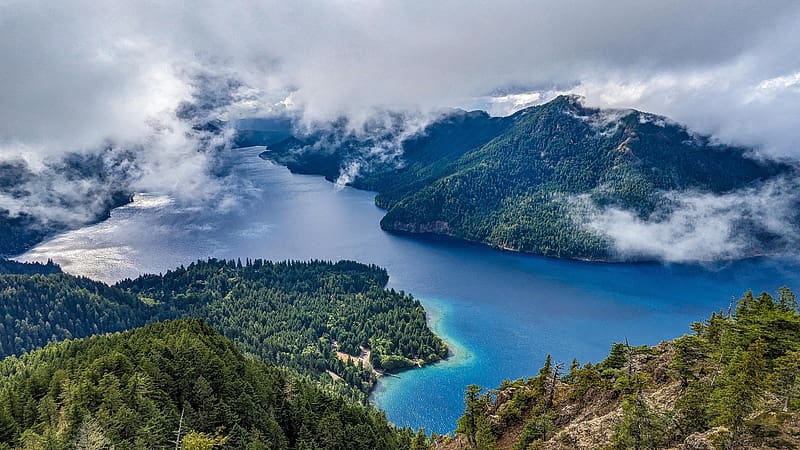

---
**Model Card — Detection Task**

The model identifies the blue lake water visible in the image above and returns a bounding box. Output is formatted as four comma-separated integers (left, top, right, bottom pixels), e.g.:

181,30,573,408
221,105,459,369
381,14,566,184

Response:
19,147,800,434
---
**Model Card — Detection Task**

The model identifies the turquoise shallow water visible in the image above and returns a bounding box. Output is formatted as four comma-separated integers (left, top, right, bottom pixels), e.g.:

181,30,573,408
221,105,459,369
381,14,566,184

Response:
19,147,800,434
373,255,800,433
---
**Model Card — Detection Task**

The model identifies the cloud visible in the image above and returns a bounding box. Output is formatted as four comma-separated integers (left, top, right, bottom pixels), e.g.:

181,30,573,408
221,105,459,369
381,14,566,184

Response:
577,178,800,262
1,0,800,230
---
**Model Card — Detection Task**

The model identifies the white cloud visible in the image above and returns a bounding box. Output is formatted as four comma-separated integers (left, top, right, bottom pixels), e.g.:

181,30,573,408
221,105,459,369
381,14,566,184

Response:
578,179,800,262
1,0,800,230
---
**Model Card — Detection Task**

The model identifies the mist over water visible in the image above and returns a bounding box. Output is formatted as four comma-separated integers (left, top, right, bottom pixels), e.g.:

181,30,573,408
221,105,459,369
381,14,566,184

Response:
18,147,800,433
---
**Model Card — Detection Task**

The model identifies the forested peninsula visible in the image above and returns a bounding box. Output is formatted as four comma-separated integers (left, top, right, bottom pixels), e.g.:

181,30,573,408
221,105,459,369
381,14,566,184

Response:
0,259,447,402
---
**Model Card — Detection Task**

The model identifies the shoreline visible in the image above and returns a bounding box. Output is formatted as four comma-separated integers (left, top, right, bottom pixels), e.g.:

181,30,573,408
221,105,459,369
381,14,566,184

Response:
370,296,472,400
257,151,780,267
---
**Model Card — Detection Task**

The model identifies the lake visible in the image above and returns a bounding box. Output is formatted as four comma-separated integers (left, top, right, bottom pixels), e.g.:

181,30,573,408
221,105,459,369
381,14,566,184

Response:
18,147,800,434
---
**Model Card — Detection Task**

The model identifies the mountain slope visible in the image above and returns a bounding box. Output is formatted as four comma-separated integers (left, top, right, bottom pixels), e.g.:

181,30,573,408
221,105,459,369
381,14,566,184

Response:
259,96,796,260
0,259,60,275
0,273,152,358
0,157,131,258
438,287,800,450
0,319,428,449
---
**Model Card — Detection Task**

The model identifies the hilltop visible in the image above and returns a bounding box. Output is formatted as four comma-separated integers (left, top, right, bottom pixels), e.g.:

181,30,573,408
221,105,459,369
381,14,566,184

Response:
0,319,430,449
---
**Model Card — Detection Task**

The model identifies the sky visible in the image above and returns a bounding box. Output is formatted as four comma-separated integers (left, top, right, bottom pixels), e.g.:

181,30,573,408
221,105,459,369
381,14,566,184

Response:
2,1,799,157
1,0,800,258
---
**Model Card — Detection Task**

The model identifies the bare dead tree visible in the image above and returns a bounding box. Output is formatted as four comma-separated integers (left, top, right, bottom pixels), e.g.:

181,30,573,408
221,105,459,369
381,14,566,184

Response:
625,337,634,380
547,362,564,409
170,407,185,450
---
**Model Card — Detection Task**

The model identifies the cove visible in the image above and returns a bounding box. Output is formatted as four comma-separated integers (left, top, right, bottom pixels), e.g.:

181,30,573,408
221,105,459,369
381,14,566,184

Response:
18,147,800,434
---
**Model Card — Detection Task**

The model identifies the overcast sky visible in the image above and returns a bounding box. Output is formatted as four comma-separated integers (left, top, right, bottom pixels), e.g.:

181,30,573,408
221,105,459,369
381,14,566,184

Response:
0,0,800,162
1,0,799,179
2,0,800,261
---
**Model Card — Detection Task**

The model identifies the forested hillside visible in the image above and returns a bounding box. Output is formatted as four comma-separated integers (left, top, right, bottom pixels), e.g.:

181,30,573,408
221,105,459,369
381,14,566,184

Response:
118,258,448,394
438,287,800,450
0,319,431,449
0,259,60,275
0,259,447,398
257,96,795,260
0,274,151,358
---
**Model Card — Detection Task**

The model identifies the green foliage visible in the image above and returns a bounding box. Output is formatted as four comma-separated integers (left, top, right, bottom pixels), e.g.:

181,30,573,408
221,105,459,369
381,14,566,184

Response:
771,350,800,411
262,96,792,260
674,380,711,435
0,259,60,276
515,412,554,450
670,334,709,388
710,340,768,433
119,258,447,394
598,342,628,374
454,287,800,449
670,288,800,444
0,319,423,449
566,362,604,401
456,385,484,447
181,430,228,449
0,259,447,399
456,385,498,449
0,273,153,358
608,395,670,450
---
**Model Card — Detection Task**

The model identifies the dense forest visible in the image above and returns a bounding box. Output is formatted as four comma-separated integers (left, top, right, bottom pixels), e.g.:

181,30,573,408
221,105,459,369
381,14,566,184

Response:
118,258,448,394
255,96,796,260
0,319,432,449
436,287,800,450
0,259,447,398
0,259,60,276
0,273,152,359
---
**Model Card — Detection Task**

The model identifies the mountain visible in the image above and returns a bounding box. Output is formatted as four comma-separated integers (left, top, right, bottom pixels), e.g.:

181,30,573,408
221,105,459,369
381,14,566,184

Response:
0,157,131,258
232,116,294,148
0,319,430,449
256,96,796,260
437,287,800,450
0,259,447,399
0,272,152,358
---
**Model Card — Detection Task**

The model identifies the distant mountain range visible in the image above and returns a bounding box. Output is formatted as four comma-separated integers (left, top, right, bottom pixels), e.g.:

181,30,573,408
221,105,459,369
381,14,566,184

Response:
253,96,799,261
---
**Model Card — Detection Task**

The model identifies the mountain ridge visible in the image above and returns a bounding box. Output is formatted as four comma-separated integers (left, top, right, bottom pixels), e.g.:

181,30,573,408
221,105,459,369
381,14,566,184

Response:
253,96,797,261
